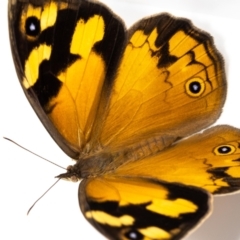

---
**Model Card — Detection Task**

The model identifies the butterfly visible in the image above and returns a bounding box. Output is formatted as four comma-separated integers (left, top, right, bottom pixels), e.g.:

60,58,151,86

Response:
8,0,240,239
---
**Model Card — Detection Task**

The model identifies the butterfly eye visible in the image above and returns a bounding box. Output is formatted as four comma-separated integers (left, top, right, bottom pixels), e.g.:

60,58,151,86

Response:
185,78,205,97
125,229,143,240
25,16,41,37
214,144,236,155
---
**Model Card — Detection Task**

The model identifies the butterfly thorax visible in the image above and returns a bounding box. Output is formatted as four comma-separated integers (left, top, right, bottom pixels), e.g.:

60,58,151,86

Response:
57,151,120,180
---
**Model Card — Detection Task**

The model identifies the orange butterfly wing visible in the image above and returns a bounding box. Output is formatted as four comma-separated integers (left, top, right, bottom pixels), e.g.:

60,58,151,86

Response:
94,14,225,154
8,0,125,158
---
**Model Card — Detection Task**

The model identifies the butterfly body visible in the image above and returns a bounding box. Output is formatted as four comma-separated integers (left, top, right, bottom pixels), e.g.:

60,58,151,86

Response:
8,0,240,239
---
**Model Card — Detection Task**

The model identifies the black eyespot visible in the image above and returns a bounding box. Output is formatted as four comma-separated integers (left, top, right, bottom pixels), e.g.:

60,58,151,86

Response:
214,144,236,155
185,78,205,97
189,81,201,94
125,229,143,240
25,17,41,37
217,146,231,154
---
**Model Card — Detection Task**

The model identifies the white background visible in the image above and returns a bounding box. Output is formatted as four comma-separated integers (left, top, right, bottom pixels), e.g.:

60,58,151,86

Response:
1,0,240,239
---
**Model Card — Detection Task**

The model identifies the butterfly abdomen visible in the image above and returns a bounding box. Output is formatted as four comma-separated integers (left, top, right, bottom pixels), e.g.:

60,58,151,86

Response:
123,135,178,161
59,135,175,179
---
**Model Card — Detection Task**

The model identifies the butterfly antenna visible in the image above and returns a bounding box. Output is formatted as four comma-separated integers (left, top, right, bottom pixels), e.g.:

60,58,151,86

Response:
3,137,65,170
27,179,61,215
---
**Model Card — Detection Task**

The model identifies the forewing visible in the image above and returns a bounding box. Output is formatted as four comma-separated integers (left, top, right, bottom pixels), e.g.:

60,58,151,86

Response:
96,14,225,153
8,0,125,158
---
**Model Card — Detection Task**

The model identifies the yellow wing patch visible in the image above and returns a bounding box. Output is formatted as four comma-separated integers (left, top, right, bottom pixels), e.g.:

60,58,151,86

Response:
85,211,134,227
24,44,52,88
139,227,171,240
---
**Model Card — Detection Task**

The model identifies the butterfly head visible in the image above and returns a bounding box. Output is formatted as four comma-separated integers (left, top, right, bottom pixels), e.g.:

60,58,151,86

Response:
57,151,116,181
56,165,80,182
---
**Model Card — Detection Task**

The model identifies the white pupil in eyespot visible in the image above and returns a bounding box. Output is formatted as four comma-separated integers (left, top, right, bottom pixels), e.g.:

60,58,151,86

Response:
129,232,137,239
221,147,228,152
192,84,199,91
29,23,36,32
